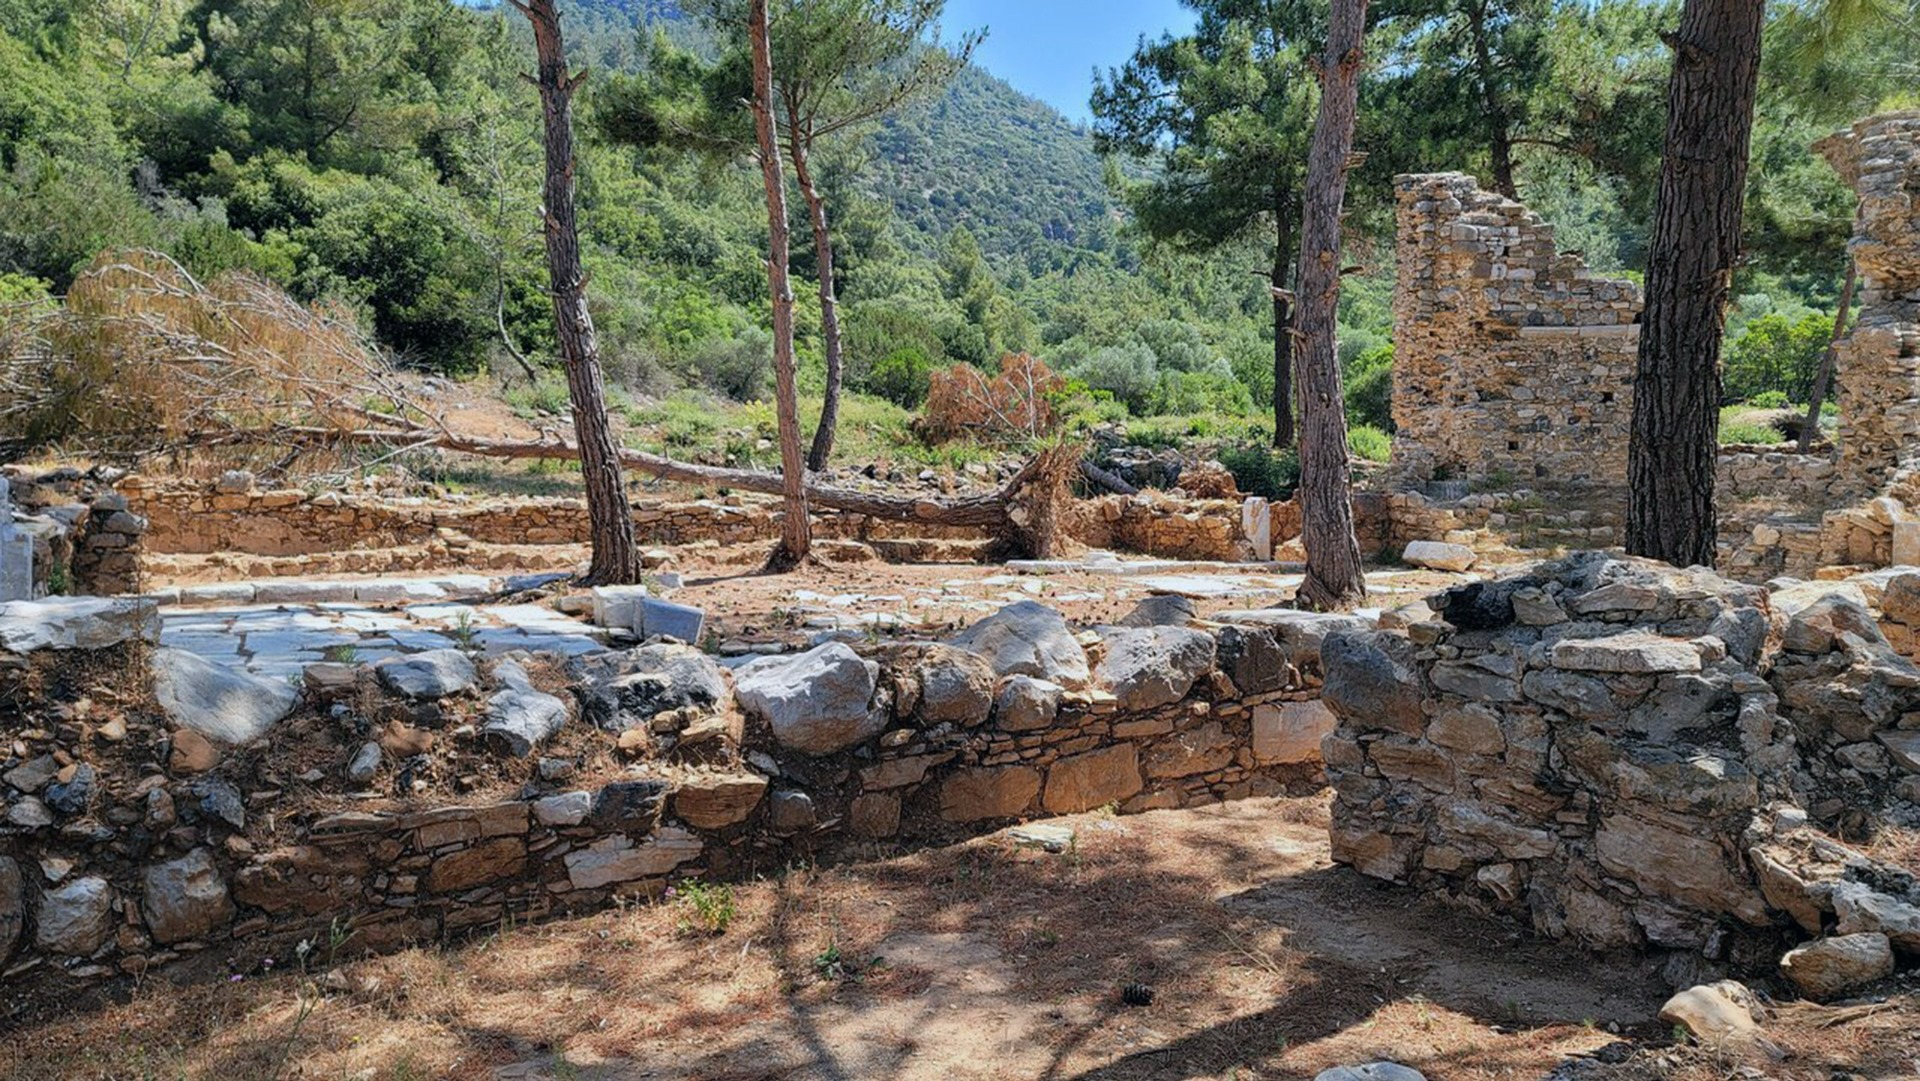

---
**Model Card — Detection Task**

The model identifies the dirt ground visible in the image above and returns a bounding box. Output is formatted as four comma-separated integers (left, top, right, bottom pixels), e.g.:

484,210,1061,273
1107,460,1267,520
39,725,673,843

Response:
8,796,1911,1081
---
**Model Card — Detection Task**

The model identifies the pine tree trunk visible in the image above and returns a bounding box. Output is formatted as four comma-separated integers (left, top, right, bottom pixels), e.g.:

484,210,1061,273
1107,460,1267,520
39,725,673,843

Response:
1293,0,1369,612
517,0,642,586
1625,0,1766,568
1467,0,1518,200
749,0,812,568
1797,261,1856,452
793,138,844,472
1271,203,1296,449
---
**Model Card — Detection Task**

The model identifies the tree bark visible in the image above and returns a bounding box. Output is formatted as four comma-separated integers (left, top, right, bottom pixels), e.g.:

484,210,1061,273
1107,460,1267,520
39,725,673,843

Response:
1625,0,1766,568
258,424,1063,543
792,137,845,472
1797,260,1856,452
749,0,812,568
1271,200,1296,449
1292,0,1370,612
514,0,643,585
1467,0,1518,199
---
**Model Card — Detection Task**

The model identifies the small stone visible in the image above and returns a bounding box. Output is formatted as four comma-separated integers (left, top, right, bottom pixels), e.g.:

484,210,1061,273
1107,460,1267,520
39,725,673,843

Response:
43,764,95,816
141,849,235,945
375,650,478,700
36,876,114,955
533,790,591,827
673,772,768,829
1658,981,1765,1048
1009,823,1074,852
994,675,1063,732
345,742,382,785
169,728,220,774
768,790,817,833
6,796,50,828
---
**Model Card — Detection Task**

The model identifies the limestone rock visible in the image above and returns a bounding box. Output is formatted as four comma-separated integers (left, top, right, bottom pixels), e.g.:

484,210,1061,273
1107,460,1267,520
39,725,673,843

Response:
673,772,768,829
151,647,300,745
940,766,1042,821
1095,626,1216,711
533,790,591,827
891,644,995,726
1118,594,1196,627
1144,720,1235,778
1509,587,1568,626
564,829,701,890
1832,879,1920,950
735,643,883,755
0,596,158,652
994,675,1063,732
948,601,1090,688
1043,745,1143,813
849,791,901,837
1780,933,1894,1000
1252,701,1337,764
1879,572,1920,626
1321,630,1426,735
1658,981,1767,1050
1402,540,1476,572
375,649,478,700
36,875,113,955
142,848,235,945
344,742,382,784
482,675,570,759
1550,633,1702,674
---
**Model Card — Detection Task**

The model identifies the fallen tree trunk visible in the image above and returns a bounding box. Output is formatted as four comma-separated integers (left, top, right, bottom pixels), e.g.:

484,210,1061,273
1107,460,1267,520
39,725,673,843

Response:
268,424,1054,534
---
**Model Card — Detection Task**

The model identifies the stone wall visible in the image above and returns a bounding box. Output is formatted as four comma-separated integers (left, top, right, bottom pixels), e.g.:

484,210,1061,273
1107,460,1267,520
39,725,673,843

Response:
2,469,148,597
1820,113,1920,496
0,601,1353,995
1319,552,1920,972
1388,173,1642,491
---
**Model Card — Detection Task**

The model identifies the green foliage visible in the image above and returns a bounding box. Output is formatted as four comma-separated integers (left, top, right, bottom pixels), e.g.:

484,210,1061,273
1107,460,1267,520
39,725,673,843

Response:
1343,343,1394,432
671,880,737,936
1723,311,1834,404
1349,424,1392,463
1219,444,1301,501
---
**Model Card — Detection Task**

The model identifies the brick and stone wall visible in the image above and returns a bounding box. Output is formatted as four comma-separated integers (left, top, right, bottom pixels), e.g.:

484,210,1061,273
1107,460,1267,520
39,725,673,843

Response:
0,603,1354,995
1387,173,1642,491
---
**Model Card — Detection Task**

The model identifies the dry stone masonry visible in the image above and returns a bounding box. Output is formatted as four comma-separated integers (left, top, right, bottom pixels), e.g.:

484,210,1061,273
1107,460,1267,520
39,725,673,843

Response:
1388,173,1641,491
1321,552,1920,986
0,595,1346,994
1820,113,1920,497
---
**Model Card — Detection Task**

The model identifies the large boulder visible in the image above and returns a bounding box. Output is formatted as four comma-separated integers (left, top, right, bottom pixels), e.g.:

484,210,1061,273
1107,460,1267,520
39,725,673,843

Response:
35,876,114,955
993,675,1063,732
734,643,883,755
482,661,570,758
1095,626,1216,710
1401,540,1476,572
375,649,478,699
0,597,158,652
571,644,730,733
142,848,236,945
152,647,299,745
948,601,1089,688
1118,594,1196,628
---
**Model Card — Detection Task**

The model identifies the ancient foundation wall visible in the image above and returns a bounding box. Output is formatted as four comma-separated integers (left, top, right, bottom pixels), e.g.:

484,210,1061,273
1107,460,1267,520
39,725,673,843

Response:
1388,174,1642,490
1319,553,1920,969
0,609,1355,995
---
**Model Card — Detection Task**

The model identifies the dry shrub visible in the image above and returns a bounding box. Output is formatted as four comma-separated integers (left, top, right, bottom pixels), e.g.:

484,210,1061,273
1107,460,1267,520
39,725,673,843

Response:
918,353,1063,444
0,249,400,459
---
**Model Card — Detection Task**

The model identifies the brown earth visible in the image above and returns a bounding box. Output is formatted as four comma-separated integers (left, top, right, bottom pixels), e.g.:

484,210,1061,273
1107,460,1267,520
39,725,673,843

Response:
8,796,1910,1081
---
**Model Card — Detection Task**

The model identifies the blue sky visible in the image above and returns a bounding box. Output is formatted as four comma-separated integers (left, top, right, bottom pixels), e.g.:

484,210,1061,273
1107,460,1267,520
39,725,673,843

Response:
939,0,1197,123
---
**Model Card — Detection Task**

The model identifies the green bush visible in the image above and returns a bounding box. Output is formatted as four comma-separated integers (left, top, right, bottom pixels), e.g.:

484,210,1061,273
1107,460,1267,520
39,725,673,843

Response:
1745,389,1789,409
1220,444,1300,500
1349,424,1391,463
1151,369,1252,416
1343,343,1394,432
1071,342,1159,414
686,329,773,402
1723,312,1832,404
866,344,936,407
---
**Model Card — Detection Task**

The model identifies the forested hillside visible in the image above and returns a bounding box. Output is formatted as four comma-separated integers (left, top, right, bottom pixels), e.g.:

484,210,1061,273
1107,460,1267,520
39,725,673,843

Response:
0,0,1913,463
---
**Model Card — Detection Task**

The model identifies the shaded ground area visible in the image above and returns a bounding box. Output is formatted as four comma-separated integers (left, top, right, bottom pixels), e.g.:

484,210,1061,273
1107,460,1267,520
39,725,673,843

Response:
1,796,1682,1081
